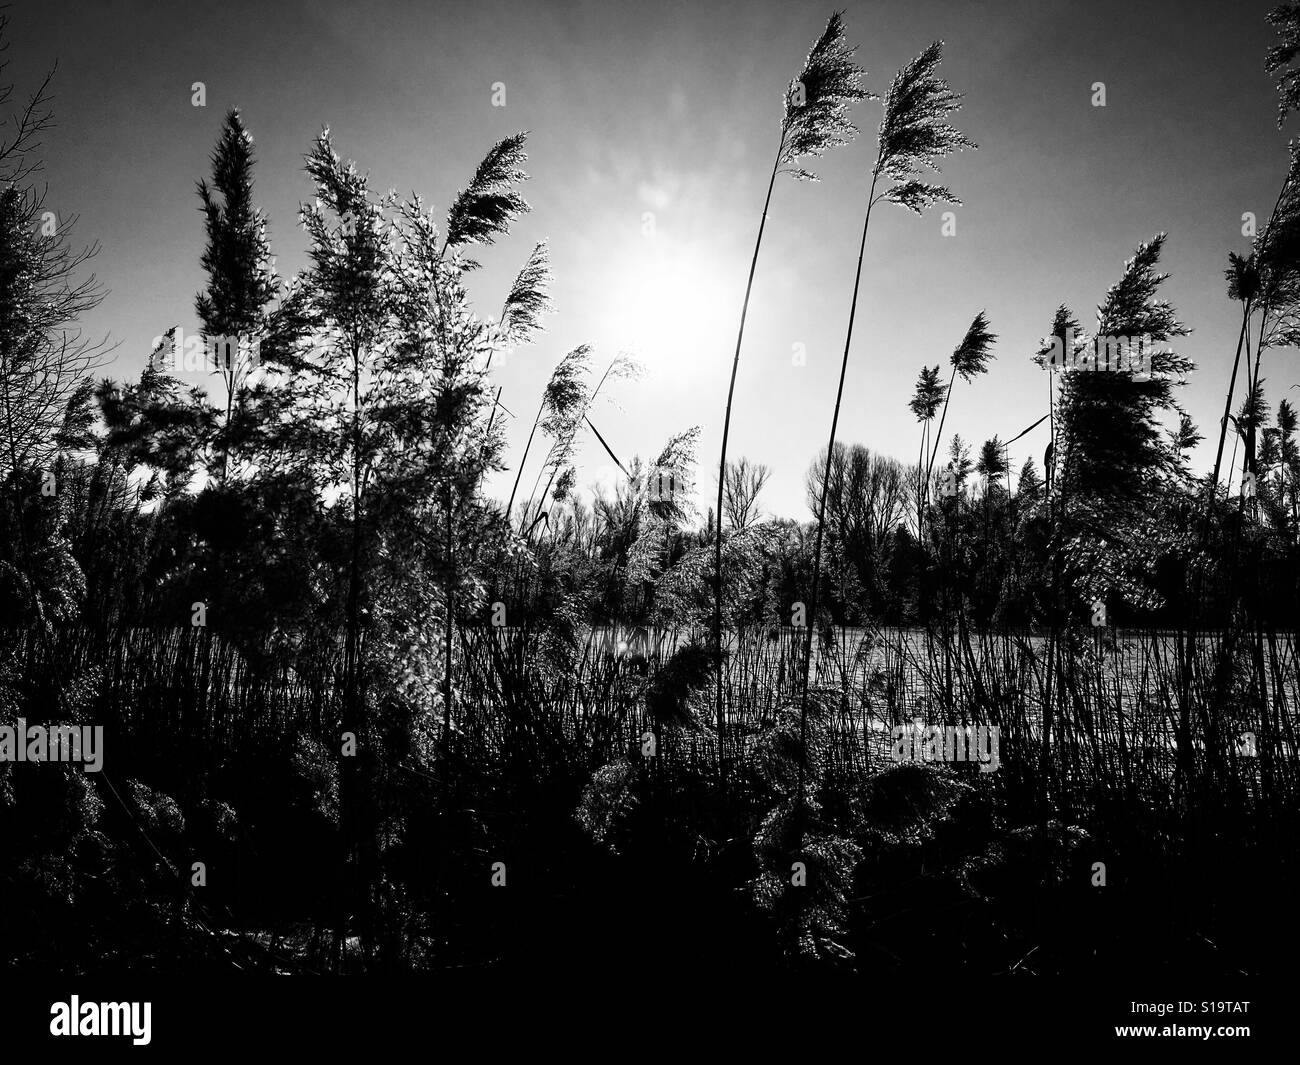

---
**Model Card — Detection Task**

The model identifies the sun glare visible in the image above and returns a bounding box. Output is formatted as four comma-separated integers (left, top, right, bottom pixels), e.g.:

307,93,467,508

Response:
604,238,734,380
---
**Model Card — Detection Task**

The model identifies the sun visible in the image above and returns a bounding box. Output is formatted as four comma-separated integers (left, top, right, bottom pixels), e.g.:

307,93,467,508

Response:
603,237,734,381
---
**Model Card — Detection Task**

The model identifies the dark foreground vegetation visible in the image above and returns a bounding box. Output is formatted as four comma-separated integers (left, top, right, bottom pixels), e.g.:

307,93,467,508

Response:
3,9,1300,979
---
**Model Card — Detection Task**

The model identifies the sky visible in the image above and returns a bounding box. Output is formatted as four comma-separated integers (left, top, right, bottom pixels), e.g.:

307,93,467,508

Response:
8,0,1293,519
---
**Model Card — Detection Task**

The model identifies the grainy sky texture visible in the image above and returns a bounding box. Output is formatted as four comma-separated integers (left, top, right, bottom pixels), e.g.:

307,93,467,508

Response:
9,0,1290,518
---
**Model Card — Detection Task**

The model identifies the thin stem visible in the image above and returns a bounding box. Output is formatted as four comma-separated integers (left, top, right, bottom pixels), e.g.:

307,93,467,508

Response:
525,355,621,539
1204,302,1250,539
507,392,546,527
713,132,785,770
924,364,960,491
798,166,881,826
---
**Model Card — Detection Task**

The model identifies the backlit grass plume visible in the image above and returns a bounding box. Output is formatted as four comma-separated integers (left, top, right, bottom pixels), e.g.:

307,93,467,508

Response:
626,426,701,585
508,343,592,526
529,350,639,534
1232,378,1270,511
539,344,592,444
1249,146,1300,379
977,435,1007,486
511,347,640,539
1033,305,1083,495
777,11,874,182
445,132,530,259
499,240,552,346
950,309,997,379
1207,253,1261,518
713,10,869,765
647,425,700,527
1267,3,1300,127
872,41,976,213
482,239,553,477
908,364,946,423
908,364,946,538
1056,235,1191,510
1281,397,1298,441
923,310,997,492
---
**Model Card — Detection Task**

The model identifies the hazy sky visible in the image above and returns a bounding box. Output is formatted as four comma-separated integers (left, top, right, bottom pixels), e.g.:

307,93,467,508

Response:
9,0,1291,518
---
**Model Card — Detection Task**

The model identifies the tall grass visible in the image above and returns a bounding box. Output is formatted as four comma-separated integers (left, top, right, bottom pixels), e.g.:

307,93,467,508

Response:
712,11,868,766
799,40,976,824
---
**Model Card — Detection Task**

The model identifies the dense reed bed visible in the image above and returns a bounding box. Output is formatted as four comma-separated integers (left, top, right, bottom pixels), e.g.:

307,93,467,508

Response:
5,607,1296,975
